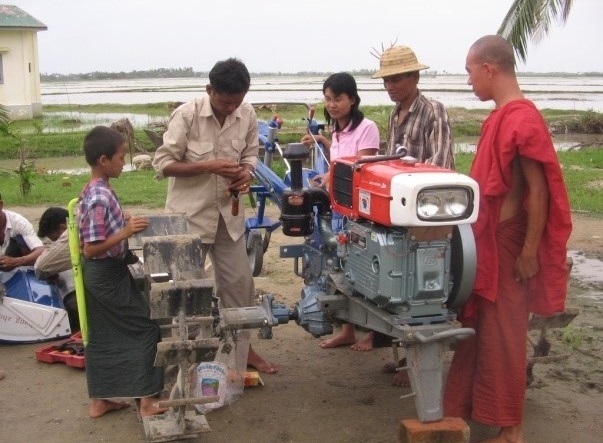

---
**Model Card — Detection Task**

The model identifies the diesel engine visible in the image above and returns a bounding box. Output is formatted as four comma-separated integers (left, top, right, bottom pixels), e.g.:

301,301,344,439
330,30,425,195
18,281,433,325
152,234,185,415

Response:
279,143,479,336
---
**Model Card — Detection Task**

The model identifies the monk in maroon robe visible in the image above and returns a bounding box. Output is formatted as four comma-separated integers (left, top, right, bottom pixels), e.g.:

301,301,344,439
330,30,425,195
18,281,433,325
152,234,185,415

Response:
443,36,572,443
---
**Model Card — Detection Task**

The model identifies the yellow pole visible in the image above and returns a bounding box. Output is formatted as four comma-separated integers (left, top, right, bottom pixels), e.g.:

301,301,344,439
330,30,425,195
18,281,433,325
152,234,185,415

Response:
67,198,88,345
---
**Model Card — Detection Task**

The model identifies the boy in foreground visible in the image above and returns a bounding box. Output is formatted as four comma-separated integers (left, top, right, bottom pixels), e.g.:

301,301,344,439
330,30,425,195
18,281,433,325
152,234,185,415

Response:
78,126,166,418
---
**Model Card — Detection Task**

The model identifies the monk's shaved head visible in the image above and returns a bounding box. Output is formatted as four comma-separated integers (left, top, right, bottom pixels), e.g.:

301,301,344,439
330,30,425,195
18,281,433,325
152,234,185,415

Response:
469,35,516,74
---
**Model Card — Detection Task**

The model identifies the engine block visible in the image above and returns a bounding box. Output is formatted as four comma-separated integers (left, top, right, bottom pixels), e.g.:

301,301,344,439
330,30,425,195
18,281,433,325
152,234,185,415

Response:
343,220,450,322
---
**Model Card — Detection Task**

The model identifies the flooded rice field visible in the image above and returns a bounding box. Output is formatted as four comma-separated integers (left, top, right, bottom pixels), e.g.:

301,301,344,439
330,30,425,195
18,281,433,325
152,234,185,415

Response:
41,74,603,111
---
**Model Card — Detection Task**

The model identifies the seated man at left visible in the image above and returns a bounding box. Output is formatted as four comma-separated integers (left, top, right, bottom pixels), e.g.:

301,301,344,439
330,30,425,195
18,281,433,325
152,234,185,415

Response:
0,193,44,272
35,207,79,331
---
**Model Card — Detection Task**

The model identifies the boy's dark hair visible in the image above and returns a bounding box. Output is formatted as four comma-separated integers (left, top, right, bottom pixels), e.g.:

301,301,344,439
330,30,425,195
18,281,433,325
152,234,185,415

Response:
322,72,364,132
38,207,69,237
209,58,250,95
83,126,125,166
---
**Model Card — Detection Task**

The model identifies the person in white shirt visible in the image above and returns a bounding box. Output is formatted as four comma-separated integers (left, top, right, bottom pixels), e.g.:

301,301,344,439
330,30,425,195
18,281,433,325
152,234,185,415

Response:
0,194,45,384
0,193,44,272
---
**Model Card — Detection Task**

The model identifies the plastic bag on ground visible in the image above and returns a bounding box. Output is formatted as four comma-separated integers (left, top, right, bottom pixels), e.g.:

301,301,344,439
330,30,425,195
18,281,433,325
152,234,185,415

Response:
195,330,250,414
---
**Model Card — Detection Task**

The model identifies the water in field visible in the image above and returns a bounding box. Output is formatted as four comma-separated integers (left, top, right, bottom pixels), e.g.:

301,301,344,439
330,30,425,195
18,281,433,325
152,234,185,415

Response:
41,74,603,112
43,111,160,130
568,251,603,288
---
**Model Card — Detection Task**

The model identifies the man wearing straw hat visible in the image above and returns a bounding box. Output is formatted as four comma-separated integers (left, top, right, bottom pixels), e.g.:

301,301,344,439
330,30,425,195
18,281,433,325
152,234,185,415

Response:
357,46,455,385
372,45,454,169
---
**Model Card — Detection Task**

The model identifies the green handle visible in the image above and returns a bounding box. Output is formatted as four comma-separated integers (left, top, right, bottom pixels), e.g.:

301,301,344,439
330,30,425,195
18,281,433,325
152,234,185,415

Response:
67,198,88,345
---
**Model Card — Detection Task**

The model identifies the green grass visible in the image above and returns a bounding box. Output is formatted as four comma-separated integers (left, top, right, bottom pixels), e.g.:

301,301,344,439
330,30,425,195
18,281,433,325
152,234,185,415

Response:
1,149,600,215
42,103,177,117
557,148,603,213
1,129,158,159
454,152,474,175
1,104,601,215
453,148,603,215
2,104,602,161
0,169,168,209
4,104,601,159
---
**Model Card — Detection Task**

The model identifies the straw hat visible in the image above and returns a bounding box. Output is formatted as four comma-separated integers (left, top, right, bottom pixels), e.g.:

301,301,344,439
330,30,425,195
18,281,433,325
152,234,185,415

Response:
372,46,429,78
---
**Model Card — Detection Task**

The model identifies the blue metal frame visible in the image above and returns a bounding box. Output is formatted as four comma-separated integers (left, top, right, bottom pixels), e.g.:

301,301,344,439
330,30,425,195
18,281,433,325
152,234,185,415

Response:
245,105,328,244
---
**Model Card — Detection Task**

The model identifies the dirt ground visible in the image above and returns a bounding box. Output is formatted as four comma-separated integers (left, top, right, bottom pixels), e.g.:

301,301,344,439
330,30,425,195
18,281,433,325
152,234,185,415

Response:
1,205,601,443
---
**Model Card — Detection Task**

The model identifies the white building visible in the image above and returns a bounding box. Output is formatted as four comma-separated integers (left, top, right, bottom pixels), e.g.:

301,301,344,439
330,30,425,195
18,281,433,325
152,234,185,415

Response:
0,5,47,120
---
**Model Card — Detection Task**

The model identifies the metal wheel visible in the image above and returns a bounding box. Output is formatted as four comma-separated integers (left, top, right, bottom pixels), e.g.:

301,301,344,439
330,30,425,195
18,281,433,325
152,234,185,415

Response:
246,230,264,277
447,224,477,310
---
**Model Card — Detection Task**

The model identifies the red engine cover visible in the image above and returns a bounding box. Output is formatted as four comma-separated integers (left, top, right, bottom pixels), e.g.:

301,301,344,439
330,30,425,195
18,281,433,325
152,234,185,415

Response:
330,156,451,226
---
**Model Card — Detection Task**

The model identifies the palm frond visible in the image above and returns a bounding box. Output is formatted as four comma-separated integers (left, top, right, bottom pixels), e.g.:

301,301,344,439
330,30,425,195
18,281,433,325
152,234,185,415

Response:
498,0,574,63
0,104,11,135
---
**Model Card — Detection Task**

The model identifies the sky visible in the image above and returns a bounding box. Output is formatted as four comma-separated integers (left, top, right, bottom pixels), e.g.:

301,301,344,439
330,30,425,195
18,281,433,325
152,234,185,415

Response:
5,0,603,75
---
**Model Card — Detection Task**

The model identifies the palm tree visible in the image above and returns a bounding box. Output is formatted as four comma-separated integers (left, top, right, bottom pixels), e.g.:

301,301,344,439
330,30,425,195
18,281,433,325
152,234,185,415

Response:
0,104,33,196
498,0,574,63
0,104,10,135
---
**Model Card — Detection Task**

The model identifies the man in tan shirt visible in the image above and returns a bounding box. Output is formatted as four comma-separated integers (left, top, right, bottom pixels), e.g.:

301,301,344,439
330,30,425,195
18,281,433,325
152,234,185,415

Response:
152,58,277,374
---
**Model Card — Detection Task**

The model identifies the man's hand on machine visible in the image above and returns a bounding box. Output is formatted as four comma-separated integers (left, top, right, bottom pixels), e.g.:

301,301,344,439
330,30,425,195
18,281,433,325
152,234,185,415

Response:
301,133,325,148
310,173,329,189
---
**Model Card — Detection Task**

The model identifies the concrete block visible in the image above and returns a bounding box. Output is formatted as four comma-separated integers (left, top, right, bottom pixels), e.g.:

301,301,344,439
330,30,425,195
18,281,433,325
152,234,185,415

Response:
142,234,204,277
149,279,214,319
131,214,189,245
399,417,469,443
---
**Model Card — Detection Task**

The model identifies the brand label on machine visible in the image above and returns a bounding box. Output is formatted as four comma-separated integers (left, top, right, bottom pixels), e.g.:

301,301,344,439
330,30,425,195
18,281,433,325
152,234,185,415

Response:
358,190,371,214
349,225,367,250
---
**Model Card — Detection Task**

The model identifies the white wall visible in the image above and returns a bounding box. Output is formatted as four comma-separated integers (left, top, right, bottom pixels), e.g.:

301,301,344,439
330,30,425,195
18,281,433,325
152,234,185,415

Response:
0,29,43,120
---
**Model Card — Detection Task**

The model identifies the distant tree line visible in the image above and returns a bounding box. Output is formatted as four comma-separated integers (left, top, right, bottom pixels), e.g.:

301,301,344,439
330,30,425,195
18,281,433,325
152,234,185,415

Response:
40,67,602,82
40,68,386,82
41,67,201,82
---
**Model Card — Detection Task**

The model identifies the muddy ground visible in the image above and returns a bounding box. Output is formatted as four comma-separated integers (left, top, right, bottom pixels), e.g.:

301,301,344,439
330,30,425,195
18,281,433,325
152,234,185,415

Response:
1,205,601,443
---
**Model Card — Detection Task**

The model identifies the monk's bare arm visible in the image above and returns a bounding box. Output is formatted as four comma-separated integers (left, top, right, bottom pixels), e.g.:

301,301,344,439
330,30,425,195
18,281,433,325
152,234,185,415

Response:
499,157,524,221
514,156,549,283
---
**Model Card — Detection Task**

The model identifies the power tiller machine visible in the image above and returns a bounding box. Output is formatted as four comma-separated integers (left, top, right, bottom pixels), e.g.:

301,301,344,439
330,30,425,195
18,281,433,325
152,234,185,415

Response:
245,103,328,276
270,143,479,422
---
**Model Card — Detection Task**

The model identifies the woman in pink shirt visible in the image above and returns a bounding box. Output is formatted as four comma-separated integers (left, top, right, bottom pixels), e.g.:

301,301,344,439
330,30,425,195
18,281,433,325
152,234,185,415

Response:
302,72,380,189
301,72,380,351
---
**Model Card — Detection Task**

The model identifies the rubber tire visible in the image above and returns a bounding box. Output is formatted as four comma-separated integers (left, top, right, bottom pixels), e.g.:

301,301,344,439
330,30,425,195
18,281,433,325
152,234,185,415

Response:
247,230,264,277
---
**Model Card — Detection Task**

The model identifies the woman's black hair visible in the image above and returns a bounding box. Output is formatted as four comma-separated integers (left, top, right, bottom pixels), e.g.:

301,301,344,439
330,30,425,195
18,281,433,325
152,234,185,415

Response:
322,72,364,132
